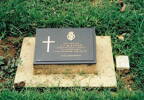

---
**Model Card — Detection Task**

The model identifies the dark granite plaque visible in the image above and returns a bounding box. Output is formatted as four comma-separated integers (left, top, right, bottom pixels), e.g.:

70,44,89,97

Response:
34,28,96,64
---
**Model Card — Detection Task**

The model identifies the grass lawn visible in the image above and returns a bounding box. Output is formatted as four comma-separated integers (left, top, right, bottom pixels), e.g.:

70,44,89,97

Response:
0,0,144,99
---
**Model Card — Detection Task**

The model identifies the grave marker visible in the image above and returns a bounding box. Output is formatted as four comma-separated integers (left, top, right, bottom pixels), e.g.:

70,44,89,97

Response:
34,28,96,65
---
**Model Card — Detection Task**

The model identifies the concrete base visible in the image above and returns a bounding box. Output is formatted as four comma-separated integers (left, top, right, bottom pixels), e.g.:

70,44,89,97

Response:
14,36,117,87
34,64,97,74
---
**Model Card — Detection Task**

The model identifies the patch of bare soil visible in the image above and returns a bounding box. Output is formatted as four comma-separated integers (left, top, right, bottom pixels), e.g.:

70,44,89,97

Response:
0,79,6,83
118,70,134,90
0,37,18,59
121,74,134,91
91,0,102,5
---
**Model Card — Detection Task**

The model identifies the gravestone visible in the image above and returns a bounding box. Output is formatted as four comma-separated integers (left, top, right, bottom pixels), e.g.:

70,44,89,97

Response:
33,28,97,74
34,28,96,64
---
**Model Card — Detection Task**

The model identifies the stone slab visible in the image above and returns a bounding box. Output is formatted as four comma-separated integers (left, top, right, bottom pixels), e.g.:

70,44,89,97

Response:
115,55,130,70
14,36,117,87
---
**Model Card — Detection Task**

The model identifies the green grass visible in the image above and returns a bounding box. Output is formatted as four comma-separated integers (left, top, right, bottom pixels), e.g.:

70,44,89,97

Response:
0,0,144,99
0,89,144,100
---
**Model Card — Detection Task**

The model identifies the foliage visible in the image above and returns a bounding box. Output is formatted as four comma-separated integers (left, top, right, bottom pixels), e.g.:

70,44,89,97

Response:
0,89,144,100
1,58,20,78
0,0,143,38
0,56,4,65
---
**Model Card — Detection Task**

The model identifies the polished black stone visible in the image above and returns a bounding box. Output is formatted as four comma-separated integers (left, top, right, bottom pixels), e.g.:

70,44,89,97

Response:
34,28,96,65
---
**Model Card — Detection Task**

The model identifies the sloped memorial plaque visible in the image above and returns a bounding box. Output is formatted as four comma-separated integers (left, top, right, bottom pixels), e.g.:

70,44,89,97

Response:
34,28,96,65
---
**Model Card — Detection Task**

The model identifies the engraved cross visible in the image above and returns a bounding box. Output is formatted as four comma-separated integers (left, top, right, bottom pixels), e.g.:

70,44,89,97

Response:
42,36,55,53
